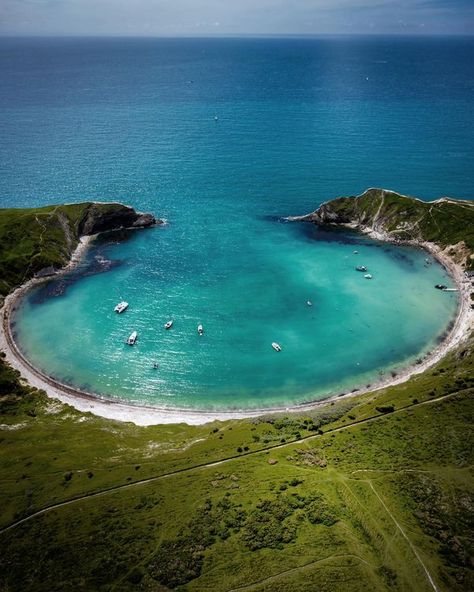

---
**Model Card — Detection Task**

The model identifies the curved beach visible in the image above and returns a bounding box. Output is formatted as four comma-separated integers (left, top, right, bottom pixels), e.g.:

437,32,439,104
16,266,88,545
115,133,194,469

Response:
1,232,472,426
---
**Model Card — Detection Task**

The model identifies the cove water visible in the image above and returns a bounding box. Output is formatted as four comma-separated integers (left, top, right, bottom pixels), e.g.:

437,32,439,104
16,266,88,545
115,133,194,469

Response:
1,36,471,410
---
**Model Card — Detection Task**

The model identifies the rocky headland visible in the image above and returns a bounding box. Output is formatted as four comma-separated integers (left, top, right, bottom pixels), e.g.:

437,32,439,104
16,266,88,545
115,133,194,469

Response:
0,201,160,297
287,187,474,272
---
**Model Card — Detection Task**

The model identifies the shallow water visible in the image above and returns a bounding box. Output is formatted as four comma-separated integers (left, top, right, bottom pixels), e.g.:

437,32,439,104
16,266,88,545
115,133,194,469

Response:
14,223,458,409
1,36,470,409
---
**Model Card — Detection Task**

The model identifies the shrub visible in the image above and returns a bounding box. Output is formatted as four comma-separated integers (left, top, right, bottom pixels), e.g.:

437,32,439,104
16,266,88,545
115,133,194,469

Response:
289,478,303,487
305,495,338,527
241,498,296,551
375,405,395,414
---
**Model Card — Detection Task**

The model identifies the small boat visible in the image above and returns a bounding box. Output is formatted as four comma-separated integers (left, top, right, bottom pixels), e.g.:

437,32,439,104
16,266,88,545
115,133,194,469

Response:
353,250,359,254
127,331,137,345
164,320,173,330
443,288,458,292
364,274,373,279
197,324,204,335
435,284,448,290
272,342,282,352
307,300,313,306
114,301,129,314
356,265,367,272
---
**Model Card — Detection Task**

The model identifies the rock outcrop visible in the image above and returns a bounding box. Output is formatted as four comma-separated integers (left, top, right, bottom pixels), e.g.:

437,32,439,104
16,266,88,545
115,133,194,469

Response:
288,188,474,270
78,203,158,236
0,201,160,296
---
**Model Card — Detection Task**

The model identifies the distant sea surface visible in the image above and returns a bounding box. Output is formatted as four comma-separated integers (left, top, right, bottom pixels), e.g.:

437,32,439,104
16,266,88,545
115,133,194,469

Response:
1,36,471,409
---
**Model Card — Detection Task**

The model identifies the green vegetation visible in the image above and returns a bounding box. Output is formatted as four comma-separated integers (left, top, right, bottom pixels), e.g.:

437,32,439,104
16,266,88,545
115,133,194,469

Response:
309,188,474,269
0,202,152,296
0,332,472,591
0,196,473,590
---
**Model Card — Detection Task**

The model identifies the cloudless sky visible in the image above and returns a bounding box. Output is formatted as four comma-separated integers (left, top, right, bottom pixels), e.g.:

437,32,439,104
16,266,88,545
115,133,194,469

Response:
0,0,472,37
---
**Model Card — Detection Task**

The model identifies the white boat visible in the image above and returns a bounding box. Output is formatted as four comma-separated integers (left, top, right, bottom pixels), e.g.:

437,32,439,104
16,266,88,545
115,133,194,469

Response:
364,274,373,279
164,320,173,329
198,324,204,335
307,300,313,306
356,265,367,272
127,331,138,345
114,301,129,314
272,342,282,352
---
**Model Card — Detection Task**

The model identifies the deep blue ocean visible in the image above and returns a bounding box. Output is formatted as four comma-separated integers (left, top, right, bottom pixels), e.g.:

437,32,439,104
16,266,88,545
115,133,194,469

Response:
1,37,472,409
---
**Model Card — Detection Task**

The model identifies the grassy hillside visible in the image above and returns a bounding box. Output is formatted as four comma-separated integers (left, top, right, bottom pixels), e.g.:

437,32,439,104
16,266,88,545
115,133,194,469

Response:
0,195,473,591
302,189,474,269
0,202,154,296
0,336,473,591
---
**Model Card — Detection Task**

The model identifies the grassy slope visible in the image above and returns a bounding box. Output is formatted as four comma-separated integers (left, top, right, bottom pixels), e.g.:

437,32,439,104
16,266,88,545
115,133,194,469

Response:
0,202,130,296
0,336,472,592
0,196,473,591
316,189,474,269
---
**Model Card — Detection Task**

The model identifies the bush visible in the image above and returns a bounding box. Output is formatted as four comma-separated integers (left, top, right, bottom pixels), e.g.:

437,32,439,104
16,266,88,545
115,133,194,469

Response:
305,495,338,527
241,498,296,551
289,478,303,487
375,405,395,414
148,539,204,588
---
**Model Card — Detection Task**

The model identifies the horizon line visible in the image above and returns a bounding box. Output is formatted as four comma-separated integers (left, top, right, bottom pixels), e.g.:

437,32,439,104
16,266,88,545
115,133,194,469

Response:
1,32,473,40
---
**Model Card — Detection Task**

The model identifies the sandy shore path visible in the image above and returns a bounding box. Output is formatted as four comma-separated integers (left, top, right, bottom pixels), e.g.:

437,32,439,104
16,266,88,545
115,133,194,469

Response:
1,236,472,426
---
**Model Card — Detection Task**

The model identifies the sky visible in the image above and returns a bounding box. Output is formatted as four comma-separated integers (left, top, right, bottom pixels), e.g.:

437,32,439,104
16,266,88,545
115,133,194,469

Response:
0,0,472,37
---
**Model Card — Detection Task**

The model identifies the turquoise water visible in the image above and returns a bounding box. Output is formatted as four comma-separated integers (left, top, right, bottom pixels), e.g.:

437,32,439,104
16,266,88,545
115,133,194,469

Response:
14,223,457,409
1,37,471,409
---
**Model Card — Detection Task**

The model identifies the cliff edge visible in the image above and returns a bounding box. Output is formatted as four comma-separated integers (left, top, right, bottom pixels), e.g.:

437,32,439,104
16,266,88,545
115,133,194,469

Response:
288,188,474,271
0,202,160,296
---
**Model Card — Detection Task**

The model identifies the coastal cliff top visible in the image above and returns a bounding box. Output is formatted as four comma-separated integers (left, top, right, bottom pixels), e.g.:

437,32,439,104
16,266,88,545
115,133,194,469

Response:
0,202,159,296
290,188,474,270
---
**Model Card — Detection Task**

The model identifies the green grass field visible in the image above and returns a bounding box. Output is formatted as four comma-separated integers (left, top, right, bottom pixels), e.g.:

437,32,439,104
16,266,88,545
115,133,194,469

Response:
0,334,472,591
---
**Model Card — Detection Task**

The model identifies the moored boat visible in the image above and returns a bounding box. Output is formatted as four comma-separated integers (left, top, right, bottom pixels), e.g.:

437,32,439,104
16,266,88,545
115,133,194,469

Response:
356,265,367,272
435,284,448,290
198,324,204,335
164,320,173,329
272,342,282,352
364,274,373,279
127,331,138,345
114,301,129,314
